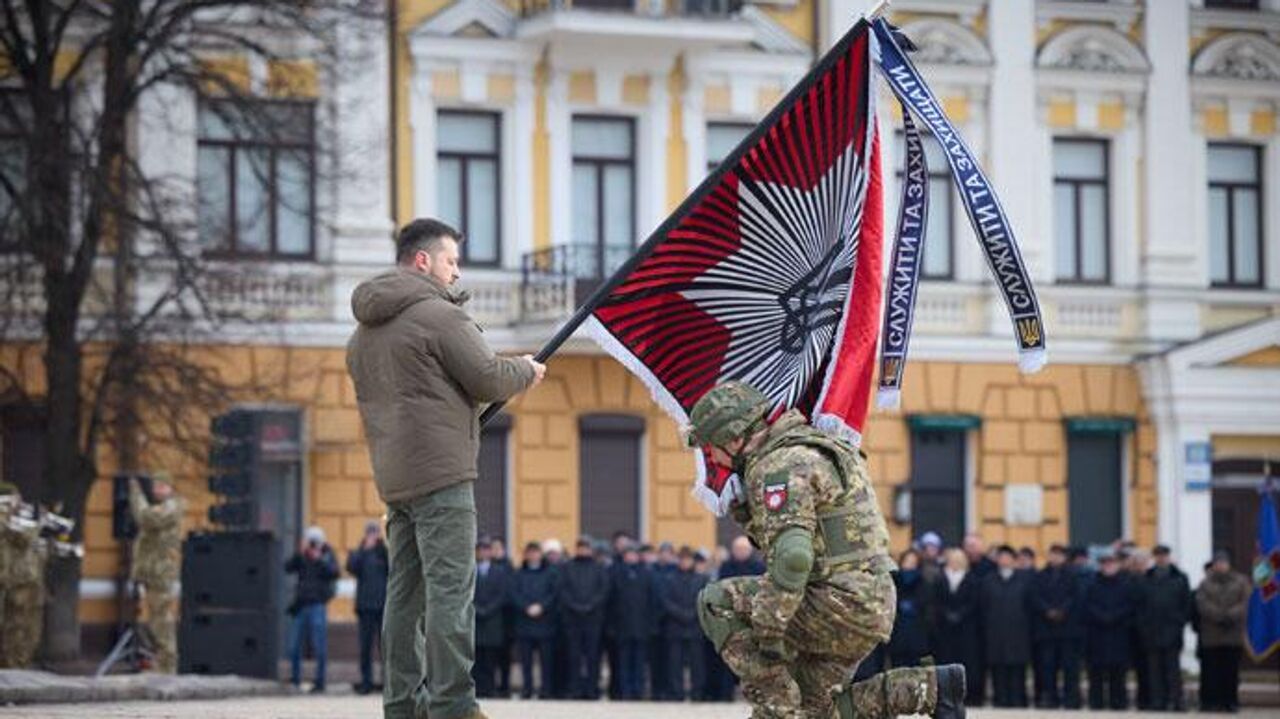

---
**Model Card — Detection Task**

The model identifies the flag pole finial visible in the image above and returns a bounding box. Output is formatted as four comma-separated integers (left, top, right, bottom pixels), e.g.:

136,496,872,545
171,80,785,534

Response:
866,0,891,19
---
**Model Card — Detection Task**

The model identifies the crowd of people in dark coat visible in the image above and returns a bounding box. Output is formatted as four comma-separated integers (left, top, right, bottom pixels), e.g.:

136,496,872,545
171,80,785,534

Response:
875,532,1255,713
469,532,764,702
295,522,1255,711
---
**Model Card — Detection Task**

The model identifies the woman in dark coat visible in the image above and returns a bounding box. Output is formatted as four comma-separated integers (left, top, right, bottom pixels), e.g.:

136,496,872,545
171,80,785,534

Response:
980,545,1033,708
888,549,932,667
1084,553,1134,710
933,547,984,706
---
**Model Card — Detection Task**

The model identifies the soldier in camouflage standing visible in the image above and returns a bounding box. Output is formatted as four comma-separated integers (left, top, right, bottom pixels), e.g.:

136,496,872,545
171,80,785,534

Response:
0,483,46,668
130,474,186,673
0,482,17,640
688,382,966,719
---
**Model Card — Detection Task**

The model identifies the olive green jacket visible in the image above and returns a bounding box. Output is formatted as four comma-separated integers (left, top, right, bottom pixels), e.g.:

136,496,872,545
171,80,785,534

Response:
347,269,534,504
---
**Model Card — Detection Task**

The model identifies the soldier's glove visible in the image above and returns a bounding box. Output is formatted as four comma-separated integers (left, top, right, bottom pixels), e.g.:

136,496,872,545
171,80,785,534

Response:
757,636,794,663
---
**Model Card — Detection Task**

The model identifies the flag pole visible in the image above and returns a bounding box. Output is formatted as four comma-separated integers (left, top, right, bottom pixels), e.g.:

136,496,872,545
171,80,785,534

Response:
866,0,891,19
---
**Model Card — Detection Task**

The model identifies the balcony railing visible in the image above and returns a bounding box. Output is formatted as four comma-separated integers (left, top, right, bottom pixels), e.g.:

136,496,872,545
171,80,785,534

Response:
520,243,635,319
518,0,743,18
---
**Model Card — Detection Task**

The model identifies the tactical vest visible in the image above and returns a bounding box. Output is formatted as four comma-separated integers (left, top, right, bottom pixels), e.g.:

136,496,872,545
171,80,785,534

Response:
751,413,894,579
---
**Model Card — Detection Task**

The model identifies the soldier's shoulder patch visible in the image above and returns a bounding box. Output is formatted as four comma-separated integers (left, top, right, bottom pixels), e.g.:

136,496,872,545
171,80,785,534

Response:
763,482,788,513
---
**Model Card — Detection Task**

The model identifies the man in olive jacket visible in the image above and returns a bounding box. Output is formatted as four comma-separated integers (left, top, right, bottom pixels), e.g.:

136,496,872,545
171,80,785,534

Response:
347,218,544,719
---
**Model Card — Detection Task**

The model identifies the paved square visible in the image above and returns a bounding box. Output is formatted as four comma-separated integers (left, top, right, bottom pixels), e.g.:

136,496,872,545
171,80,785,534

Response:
0,697,1270,719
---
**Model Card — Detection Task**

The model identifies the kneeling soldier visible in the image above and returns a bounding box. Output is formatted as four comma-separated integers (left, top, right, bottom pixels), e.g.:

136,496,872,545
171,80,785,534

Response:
689,382,966,718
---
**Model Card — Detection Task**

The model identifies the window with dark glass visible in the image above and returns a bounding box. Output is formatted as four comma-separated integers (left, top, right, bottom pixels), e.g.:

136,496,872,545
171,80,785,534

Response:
572,115,635,278
1053,139,1110,284
895,130,954,280
706,122,752,174
437,110,501,266
1208,144,1263,288
197,99,315,258
1204,0,1260,10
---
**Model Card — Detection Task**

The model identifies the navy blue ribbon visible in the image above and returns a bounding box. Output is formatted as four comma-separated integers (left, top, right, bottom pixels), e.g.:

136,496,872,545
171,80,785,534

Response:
876,109,929,408
873,18,1047,377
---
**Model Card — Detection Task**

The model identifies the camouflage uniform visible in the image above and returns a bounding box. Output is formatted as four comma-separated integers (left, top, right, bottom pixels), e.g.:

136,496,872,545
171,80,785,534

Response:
691,383,962,719
130,478,186,673
0,488,46,668
0,483,17,656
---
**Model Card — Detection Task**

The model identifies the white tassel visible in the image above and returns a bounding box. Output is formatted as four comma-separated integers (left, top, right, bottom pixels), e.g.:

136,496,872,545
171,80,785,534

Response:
813,413,863,447
1018,348,1048,374
875,387,901,409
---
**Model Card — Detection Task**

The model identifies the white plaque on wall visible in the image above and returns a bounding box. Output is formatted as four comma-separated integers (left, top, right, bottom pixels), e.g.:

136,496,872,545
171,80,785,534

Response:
1005,483,1043,526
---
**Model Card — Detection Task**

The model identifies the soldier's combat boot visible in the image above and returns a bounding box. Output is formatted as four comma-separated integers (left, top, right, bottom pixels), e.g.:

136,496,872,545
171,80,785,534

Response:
933,663,966,719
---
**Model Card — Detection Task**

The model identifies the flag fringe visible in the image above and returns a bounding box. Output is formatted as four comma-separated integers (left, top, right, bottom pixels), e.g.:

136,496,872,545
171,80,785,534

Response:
1019,348,1047,374
875,388,901,410
813,412,863,447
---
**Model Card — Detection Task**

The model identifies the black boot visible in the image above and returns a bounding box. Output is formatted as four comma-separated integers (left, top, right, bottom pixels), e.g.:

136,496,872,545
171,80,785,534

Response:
934,664,966,719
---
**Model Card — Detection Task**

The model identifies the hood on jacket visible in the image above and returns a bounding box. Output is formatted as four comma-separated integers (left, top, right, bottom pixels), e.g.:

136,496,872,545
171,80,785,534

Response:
351,268,466,326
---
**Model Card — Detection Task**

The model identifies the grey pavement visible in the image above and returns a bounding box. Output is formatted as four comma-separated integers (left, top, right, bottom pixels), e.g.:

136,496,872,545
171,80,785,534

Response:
0,697,1276,719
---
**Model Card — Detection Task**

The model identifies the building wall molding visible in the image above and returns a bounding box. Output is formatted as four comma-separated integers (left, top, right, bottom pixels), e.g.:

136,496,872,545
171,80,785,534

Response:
1192,31,1280,83
898,17,993,68
1038,24,1151,76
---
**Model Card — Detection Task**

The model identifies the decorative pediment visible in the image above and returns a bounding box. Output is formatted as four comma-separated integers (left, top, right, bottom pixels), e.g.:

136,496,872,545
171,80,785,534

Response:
898,18,992,67
740,6,811,56
1037,25,1150,75
414,0,516,39
1164,316,1280,372
1192,32,1280,83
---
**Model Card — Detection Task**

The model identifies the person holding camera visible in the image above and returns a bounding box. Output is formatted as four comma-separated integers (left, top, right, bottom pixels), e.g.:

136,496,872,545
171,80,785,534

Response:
286,525,340,692
347,520,389,695
128,474,185,673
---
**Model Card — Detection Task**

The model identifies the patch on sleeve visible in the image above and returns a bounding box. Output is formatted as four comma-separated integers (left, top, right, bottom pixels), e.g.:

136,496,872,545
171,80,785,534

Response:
763,482,789,513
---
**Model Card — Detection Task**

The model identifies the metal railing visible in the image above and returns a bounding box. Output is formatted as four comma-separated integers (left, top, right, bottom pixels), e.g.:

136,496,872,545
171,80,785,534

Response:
520,243,636,320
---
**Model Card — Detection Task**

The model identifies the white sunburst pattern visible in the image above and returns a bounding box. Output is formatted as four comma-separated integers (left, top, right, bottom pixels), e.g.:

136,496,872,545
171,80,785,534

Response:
680,142,868,413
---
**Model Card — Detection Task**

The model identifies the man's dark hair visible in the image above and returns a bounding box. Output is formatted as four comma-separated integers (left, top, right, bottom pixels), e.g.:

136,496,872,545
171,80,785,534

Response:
395,217,462,264
524,541,541,553
996,544,1016,557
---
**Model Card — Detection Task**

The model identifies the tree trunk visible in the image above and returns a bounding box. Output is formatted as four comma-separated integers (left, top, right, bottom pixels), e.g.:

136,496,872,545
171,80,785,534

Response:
40,305,90,661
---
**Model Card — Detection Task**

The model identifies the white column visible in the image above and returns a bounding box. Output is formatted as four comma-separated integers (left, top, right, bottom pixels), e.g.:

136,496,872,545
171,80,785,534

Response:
408,68,436,224
987,1,1044,283
511,66,536,269
1143,3,1202,336
1112,120,1141,287
684,74,707,194
824,0,866,51
548,68,571,247
333,17,394,267
642,66,671,235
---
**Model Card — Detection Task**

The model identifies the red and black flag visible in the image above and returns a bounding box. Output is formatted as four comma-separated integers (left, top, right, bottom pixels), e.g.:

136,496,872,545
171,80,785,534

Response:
583,22,885,512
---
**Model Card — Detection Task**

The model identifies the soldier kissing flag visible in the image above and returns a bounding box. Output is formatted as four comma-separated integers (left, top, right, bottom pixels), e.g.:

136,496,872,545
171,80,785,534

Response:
484,16,1046,515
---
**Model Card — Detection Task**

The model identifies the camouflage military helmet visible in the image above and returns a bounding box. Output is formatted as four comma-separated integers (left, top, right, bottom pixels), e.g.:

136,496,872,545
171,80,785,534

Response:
685,381,771,448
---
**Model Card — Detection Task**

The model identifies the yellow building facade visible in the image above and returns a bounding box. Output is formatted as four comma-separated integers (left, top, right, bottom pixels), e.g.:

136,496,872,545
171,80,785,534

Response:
3,0,1280,643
